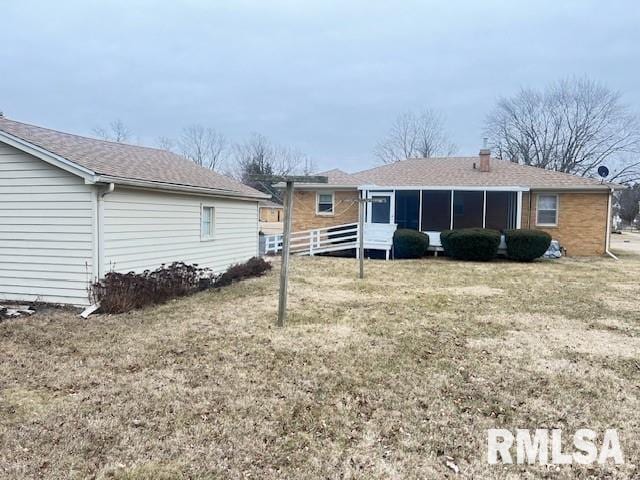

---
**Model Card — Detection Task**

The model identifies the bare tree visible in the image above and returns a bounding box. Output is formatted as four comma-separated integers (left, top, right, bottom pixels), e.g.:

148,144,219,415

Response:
92,119,132,143
485,77,640,183
156,136,176,152
232,133,309,199
178,125,227,171
374,109,457,164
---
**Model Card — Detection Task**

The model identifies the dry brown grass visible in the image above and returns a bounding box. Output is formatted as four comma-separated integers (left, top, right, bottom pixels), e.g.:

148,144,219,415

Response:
1,252,639,479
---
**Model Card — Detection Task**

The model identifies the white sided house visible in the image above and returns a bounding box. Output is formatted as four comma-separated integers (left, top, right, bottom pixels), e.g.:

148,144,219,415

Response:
0,117,268,306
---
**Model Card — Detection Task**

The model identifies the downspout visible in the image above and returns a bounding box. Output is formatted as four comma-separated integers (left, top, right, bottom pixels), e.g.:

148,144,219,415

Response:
97,183,115,277
605,187,618,260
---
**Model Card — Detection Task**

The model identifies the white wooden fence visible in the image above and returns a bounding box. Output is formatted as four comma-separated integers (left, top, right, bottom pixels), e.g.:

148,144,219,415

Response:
264,222,396,258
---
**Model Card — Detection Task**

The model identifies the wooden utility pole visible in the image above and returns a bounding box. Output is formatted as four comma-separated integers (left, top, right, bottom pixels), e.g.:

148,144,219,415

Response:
249,174,328,327
277,180,294,327
358,195,365,279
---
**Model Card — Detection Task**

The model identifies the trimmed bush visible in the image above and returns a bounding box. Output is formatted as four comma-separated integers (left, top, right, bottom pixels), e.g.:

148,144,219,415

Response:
439,229,455,253
393,229,430,259
505,229,551,261
440,228,501,261
214,256,272,287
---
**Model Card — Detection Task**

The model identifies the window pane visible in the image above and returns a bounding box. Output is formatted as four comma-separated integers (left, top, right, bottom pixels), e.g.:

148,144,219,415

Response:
538,195,557,210
371,196,390,223
395,190,419,230
319,194,332,203
202,207,213,237
453,191,483,229
421,190,451,231
538,210,557,225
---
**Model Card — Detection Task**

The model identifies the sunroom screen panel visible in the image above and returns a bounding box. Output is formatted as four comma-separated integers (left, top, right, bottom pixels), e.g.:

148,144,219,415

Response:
452,191,483,229
421,190,452,231
485,191,517,231
395,190,420,230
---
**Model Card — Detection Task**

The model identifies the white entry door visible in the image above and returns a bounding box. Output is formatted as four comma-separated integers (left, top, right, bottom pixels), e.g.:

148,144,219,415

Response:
366,192,394,224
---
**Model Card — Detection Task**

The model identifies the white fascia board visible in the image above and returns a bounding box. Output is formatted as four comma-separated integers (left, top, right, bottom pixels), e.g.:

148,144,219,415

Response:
0,131,97,182
95,175,269,201
358,185,531,192
530,185,616,192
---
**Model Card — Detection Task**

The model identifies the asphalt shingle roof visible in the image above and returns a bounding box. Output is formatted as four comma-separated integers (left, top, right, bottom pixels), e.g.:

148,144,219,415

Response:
315,168,363,186
325,157,614,190
0,117,263,197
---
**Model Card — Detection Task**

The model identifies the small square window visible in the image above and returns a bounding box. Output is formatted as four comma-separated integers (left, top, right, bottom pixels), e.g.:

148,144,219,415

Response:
316,192,334,214
201,206,214,239
536,194,558,226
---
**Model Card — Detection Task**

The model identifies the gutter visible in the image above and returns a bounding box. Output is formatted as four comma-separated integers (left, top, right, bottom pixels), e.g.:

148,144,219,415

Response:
95,175,269,200
96,183,115,278
605,186,618,260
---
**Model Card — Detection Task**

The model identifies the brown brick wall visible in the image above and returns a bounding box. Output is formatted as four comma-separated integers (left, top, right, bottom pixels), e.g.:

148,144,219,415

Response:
291,189,359,231
521,191,610,256
259,207,282,223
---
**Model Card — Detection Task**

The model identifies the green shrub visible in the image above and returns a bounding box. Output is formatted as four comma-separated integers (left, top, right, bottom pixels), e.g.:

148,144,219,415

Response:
440,230,455,253
505,229,551,261
440,228,501,261
393,229,430,259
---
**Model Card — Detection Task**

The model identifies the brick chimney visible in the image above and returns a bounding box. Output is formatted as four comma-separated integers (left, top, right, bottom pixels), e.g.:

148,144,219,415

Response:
479,148,491,172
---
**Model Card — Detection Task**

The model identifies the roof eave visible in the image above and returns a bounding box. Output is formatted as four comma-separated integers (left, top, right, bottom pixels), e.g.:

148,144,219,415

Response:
0,130,97,182
530,184,622,191
96,175,269,200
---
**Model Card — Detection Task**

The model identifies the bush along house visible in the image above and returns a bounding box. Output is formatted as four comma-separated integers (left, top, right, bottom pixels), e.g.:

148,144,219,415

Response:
0,117,268,306
271,148,622,258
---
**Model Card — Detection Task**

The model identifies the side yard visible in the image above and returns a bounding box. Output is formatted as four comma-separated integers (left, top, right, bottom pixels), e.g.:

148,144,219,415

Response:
1,249,639,478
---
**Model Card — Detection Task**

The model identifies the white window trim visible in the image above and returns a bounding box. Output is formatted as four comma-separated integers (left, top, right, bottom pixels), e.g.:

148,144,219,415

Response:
316,191,335,216
536,194,559,227
201,204,215,241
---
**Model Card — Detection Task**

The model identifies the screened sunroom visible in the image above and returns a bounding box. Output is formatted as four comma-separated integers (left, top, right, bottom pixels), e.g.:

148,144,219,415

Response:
361,186,527,250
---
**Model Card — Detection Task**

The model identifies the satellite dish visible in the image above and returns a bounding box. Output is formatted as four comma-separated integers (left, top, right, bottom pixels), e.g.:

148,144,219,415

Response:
598,166,609,178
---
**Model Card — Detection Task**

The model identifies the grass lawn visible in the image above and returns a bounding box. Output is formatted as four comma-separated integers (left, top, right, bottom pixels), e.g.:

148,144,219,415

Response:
1,250,639,479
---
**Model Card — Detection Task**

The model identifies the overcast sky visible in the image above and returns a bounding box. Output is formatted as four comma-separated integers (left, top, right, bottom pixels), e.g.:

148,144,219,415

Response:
1,0,639,172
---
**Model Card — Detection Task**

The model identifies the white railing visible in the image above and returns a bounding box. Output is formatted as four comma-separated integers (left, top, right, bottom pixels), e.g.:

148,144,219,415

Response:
264,222,396,258
265,222,359,256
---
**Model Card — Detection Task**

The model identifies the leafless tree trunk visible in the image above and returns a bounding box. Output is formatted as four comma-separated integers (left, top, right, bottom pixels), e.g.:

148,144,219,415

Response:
178,125,227,171
374,109,457,164
485,77,640,183
92,119,132,143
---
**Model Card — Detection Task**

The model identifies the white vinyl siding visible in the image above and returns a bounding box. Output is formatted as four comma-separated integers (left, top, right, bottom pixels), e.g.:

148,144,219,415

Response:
102,188,258,274
0,144,94,305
